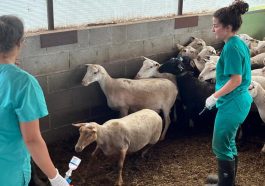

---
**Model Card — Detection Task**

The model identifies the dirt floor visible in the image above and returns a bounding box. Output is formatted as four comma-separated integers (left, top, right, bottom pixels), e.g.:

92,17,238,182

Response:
48,130,265,186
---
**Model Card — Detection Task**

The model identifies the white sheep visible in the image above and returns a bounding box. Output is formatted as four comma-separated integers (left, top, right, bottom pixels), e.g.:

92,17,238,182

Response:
251,67,265,77
251,53,265,65
135,57,176,85
199,65,265,82
178,45,199,59
198,61,216,82
238,34,259,48
251,41,265,56
82,64,177,140
252,76,265,90
193,47,217,72
73,109,163,185
248,81,265,153
188,37,207,52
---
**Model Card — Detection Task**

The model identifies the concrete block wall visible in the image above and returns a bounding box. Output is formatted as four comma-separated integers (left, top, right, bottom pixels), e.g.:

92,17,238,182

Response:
18,10,265,143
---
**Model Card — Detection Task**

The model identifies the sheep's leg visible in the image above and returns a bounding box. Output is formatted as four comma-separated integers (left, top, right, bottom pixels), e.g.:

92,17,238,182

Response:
160,109,171,141
91,145,100,157
89,145,100,168
141,144,153,159
119,108,129,117
115,148,127,186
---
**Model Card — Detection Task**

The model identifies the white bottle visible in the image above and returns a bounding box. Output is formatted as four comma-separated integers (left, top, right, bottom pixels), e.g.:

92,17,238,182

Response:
65,156,81,182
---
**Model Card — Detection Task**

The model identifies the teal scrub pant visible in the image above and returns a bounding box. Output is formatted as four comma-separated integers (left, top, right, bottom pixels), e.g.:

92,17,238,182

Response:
212,93,252,160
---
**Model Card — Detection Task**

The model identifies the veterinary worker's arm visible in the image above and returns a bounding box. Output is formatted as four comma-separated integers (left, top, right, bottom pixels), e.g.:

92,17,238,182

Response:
20,120,69,186
213,75,242,98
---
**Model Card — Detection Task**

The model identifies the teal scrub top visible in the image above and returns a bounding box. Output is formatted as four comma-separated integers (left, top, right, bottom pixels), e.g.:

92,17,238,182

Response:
0,64,48,186
215,35,252,108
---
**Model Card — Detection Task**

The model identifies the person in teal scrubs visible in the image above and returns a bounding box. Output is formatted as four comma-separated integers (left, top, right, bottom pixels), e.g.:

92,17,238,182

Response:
204,1,252,186
0,15,69,186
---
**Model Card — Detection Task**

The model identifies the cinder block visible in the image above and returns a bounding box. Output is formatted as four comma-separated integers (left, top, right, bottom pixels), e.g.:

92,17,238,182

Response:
36,75,48,95
89,27,112,46
127,23,149,41
70,47,109,69
157,52,176,63
77,29,90,48
46,43,79,53
124,57,145,78
147,20,175,38
174,33,191,46
143,36,174,56
90,105,119,122
109,40,144,61
20,35,47,58
42,125,79,144
101,61,126,78
21,51,70,76
49,107,91,129
48,67,86,93
198,15,213,30
46,90,73,112
40,115,50,132
198,29,216,45
72,84,107,108
112,25,127,45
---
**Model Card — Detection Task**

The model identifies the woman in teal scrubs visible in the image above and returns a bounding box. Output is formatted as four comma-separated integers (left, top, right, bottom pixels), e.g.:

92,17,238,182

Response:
0,16,69,186
204,1,252,186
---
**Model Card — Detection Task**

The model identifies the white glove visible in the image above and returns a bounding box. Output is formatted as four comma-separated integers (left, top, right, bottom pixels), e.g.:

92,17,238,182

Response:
49,169,69,186
205,94,218,110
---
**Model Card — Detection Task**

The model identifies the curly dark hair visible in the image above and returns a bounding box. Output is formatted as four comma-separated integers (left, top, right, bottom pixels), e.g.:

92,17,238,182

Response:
213,0,249,32
0,15,24,53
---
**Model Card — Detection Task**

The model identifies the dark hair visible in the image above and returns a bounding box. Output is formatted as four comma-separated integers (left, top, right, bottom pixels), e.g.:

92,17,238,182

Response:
0,15,24,53
213,0,249,32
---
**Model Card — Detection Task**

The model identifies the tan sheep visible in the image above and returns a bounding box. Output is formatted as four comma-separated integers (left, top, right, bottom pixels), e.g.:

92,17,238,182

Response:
82,64,177,140
73,109,163,185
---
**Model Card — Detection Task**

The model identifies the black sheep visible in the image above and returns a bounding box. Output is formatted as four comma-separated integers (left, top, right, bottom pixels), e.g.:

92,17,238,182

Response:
159,57,216,129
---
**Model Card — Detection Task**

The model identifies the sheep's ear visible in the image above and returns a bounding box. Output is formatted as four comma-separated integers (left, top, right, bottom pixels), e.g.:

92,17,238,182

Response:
72,123,86,127
142,56,150,60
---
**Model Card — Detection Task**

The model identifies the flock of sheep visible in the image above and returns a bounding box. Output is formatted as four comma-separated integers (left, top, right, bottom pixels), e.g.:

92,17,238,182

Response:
73,35,265,185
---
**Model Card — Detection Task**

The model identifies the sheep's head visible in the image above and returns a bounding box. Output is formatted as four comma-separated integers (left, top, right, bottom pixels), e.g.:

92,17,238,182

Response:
198,61,216,82
82,64,103,86
158,56,185,76
179,46,198,59
188,37,206,51
197,46,216,61
248,81,259,98
135,57,160,79
73,122,98,152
